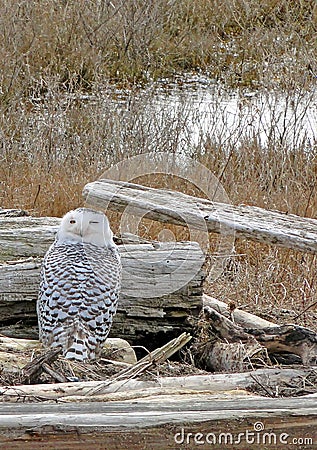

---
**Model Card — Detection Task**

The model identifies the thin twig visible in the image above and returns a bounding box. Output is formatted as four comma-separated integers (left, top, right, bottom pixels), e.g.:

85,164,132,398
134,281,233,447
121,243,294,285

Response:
42,363,68,383
294,300,317,320
249,373,275,398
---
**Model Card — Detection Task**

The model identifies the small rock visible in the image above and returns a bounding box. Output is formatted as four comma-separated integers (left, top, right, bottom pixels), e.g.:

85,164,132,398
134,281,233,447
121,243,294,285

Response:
103,338,137,364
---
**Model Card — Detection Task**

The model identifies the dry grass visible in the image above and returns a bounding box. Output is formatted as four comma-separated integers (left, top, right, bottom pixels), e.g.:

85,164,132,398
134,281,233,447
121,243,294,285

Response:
207,242,317,332
1,0,317,330
0,0,316,99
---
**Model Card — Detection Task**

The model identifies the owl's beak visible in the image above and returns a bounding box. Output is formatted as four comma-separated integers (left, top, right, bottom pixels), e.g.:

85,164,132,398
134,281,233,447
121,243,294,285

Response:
77,222,84,237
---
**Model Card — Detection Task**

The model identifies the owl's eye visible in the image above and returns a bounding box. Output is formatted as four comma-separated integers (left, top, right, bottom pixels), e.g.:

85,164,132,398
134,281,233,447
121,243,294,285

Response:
89,221,99,224
69,220,76,224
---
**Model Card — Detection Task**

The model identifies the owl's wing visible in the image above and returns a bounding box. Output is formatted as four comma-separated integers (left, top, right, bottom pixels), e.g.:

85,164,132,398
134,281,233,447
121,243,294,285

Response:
37,241,121,360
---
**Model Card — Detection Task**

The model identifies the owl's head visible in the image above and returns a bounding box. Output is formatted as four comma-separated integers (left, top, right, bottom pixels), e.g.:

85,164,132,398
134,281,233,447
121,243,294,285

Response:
57,208,115,247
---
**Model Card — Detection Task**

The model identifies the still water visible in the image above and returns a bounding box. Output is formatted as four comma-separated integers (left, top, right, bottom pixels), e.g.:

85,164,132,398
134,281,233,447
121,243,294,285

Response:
150,75,317,150
106,74,317,153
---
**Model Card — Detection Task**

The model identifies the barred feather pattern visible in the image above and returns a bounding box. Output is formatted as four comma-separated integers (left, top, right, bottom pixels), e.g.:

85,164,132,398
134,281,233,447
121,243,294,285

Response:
37,240,121,361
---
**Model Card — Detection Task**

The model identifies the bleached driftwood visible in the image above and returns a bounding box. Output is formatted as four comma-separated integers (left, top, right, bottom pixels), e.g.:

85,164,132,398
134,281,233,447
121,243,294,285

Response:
198,305,266,372
84,179,317,254
0,242,204,344
0,393,316,446
0,336,315,442
203,294,278,328
0,336,40,351
0,217,60,261
0,366,315,402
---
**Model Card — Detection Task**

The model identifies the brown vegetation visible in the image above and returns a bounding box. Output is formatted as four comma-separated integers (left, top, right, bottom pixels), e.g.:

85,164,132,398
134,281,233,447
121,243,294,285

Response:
1,1,317,331
0,0,316,94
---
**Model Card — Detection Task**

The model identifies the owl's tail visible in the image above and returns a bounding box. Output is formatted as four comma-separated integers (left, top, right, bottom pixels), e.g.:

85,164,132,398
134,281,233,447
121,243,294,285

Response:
66,329,99,361
51,322,100,361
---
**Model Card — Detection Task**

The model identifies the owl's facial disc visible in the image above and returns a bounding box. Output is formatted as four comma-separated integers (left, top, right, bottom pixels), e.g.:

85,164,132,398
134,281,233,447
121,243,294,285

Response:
58,208,114,247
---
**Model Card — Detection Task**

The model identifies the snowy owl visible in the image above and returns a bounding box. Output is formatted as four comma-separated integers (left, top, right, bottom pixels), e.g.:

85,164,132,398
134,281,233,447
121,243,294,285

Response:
37,207,121,361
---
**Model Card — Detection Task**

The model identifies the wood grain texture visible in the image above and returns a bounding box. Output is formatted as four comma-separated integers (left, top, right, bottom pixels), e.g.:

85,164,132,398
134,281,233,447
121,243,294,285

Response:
0,410,315,449
0,217,60,260
0,242,205,345
203,294,278,328
0,366,315,401
84,179,317,253
0,366,316,447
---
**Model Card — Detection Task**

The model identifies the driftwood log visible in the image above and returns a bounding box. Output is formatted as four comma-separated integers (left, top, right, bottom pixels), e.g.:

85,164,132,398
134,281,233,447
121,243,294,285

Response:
0,334,316,445
83,179,317,254
200,295,317,370
0,366,316,403
0,216,60,261
203,294,278,328
0,394,316,448
0,241,204,346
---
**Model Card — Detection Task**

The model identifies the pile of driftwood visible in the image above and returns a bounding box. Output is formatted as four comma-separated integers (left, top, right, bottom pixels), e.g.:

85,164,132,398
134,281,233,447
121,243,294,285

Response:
199,295,317,372
1,178,317,402
0,297,316,403
1,178,317,444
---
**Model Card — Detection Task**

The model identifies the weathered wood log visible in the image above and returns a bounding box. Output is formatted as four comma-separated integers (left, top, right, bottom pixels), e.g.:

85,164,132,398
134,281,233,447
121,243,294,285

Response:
203,294,278,328
0,242,204,346
250,325,317,365
202,296,307,366
84,179,317,253
0,366,316,402
0,395,316,448
0,336,40,351
197,305,269,371
202,305,317,367
0,217,60,260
